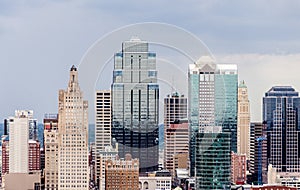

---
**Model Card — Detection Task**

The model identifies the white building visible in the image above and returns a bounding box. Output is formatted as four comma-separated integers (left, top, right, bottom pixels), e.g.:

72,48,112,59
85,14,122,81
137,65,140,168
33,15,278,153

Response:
8,110,32,173
58,66,89,190
139,170,172,190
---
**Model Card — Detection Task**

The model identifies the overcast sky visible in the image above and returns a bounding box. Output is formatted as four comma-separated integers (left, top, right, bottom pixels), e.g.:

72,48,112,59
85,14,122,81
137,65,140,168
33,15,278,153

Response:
1,0,300,123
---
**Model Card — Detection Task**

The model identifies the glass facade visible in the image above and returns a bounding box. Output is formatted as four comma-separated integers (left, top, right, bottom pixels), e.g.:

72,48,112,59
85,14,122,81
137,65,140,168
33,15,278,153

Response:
263,86,300,172
215,71,238,153
195,132,231,190
111,38,159,173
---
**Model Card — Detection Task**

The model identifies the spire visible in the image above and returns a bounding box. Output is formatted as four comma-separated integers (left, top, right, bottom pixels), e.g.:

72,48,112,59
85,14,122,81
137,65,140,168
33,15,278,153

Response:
239,80,247,88
68,65,79,92
70,65,77,71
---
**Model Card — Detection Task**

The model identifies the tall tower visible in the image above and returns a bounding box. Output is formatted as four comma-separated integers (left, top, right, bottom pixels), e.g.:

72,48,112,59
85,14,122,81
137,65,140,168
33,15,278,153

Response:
215,64,238,152
44,114,59,190
8,110,31,173
188,56,216,176
111,37,159,173
263,86,300,173
163,92,188,175
58,66,89,190
95,90,112,187
237,80,250,158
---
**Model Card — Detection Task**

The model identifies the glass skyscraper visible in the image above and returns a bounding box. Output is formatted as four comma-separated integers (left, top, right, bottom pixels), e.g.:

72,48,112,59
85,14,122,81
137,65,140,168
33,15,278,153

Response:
215,64,238,153
195,131,231,190
263,86,300,173
111,37,159,173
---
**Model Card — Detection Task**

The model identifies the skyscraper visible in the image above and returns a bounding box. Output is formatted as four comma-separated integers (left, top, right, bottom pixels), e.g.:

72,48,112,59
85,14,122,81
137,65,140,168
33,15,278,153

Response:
195,130,231,190
188,57,238,176
58,66,89,190
263,86,300,173
95,90,112,185
237,80,250,158
44,114,59,190
188,56,216,176
111,37,159,173
215,64,238,152
8,110,31,173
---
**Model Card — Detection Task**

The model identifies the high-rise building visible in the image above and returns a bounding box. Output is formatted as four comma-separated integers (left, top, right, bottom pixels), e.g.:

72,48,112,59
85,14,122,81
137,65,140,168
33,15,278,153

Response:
188,56,216,176
2,135,9,175
163,92,187,174
215,64,238,153
58,66,89,190
164,119,189,178
263,86,300,173
8,110,31,173
188,56,238,176
44,114,59,190
95,90,111,151
105,154,139,190
237,80,250,159
95,90,112,185
195,130,231,190
164,92,187,129
249,122,267,184
231,152,247,185
111,37,159,173
28,140,40,171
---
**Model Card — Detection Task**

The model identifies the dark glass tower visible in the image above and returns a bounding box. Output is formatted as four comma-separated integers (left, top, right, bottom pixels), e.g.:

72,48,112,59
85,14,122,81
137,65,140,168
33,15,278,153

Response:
111,37,159,173
263,86,300,173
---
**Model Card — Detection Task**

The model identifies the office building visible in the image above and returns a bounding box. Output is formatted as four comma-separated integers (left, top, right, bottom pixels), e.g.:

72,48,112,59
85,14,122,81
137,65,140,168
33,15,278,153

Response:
105,154,139,190
8,110,31,173
164,92,187,128
188,56,216,176
263,86,300,173
249,122,267,184
237,80,250,159
58,66,89,190
95,90,111,151
2,135,9,175
195,130,231,190
231,152,247,185
111,37,159,173
164,119,189,178
28,140,40,171
44,114,59,190
215,64,238,153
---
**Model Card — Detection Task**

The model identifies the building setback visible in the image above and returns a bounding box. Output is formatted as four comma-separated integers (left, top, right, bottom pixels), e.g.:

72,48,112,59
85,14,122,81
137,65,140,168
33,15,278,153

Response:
58,66,89,190
111,37,159,173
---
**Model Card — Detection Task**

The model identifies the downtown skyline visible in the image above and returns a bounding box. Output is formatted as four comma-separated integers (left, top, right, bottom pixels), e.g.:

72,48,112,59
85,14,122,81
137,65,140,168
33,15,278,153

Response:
1,1,300,123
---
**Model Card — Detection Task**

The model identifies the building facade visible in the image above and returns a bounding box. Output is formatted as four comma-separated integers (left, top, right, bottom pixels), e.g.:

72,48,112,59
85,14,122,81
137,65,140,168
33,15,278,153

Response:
164,119,189,178
58,66,89,190
2,136,9,175
188,56,216,176
249,122,268,184
195,132,231,190
139,170,172,190
237,80,250,159
105,154,139,190
44,114,59,190
111,37,159,173
215,64,238,153
231,152,247,185
28,140,40,171
8,110,31,173
263,86,300,173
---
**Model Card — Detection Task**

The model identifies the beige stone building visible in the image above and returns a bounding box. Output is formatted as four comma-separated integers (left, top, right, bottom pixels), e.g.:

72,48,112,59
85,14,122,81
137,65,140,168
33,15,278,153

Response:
237,80,250,159
44,114,59,190
58,66,89,190
105,154,139,190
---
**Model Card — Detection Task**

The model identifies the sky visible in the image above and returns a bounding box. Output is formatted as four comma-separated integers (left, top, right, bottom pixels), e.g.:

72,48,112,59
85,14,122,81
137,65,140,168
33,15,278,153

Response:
1,0,300,123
